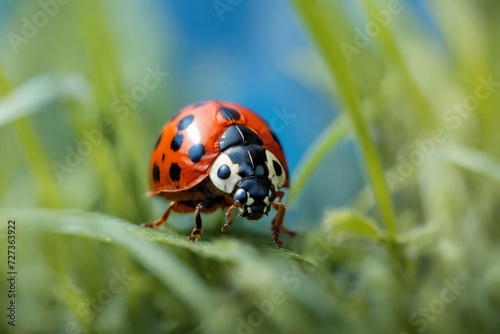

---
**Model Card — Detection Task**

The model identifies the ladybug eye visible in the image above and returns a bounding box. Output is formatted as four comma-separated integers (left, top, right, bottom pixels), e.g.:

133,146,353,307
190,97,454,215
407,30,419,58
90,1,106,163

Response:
234,189,248,204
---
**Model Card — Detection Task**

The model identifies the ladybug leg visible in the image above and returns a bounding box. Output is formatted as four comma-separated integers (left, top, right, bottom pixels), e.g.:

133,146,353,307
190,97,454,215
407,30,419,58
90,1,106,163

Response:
276,190,286,201
142,201,175,228
280,226,296,238
187,203,204,242
273,192,296,238
221,203,240,232
270,201,290,247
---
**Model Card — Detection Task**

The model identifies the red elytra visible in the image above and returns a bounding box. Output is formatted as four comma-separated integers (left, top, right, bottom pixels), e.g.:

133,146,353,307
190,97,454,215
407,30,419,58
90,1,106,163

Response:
144,100,294,247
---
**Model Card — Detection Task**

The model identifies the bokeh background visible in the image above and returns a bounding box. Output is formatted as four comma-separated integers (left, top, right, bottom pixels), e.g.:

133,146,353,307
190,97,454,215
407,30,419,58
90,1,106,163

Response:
1,0,499,333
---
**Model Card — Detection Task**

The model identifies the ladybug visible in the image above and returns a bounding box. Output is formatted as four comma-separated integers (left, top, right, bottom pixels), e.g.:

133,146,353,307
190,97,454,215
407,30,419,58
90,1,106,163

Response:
143,100,295,246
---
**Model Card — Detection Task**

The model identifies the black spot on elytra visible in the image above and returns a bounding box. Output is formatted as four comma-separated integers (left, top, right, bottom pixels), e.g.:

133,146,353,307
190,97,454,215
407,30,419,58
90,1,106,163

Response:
169,163,181,182
154,133,162,149
219,107,241,121
152,162,160,183
217,164,231,179
273,160,283,177
162,154,165,162
170,133,183,151
178,115,194,130
270,130,282,149
188,144,205,163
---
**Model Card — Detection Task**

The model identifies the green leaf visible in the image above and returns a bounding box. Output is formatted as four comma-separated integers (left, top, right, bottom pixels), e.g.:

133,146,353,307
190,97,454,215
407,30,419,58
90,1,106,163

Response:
322,209,381,239
5,209,218,315
1,208,348,332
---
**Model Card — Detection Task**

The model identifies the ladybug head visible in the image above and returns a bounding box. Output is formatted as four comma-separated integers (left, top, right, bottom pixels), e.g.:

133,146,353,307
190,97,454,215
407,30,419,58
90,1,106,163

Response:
233,177,276,220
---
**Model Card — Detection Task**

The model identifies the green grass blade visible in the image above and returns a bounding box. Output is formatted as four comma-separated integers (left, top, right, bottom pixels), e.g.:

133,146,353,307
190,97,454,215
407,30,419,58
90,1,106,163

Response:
444,144,500,182
293,2,398,241
362,0,434,125
0,73,91,127
0,70,64,208
14,209,218,314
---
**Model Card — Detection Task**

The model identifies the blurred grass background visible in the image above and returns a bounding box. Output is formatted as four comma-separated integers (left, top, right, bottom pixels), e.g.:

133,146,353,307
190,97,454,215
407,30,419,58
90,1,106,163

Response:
1,0,500,333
